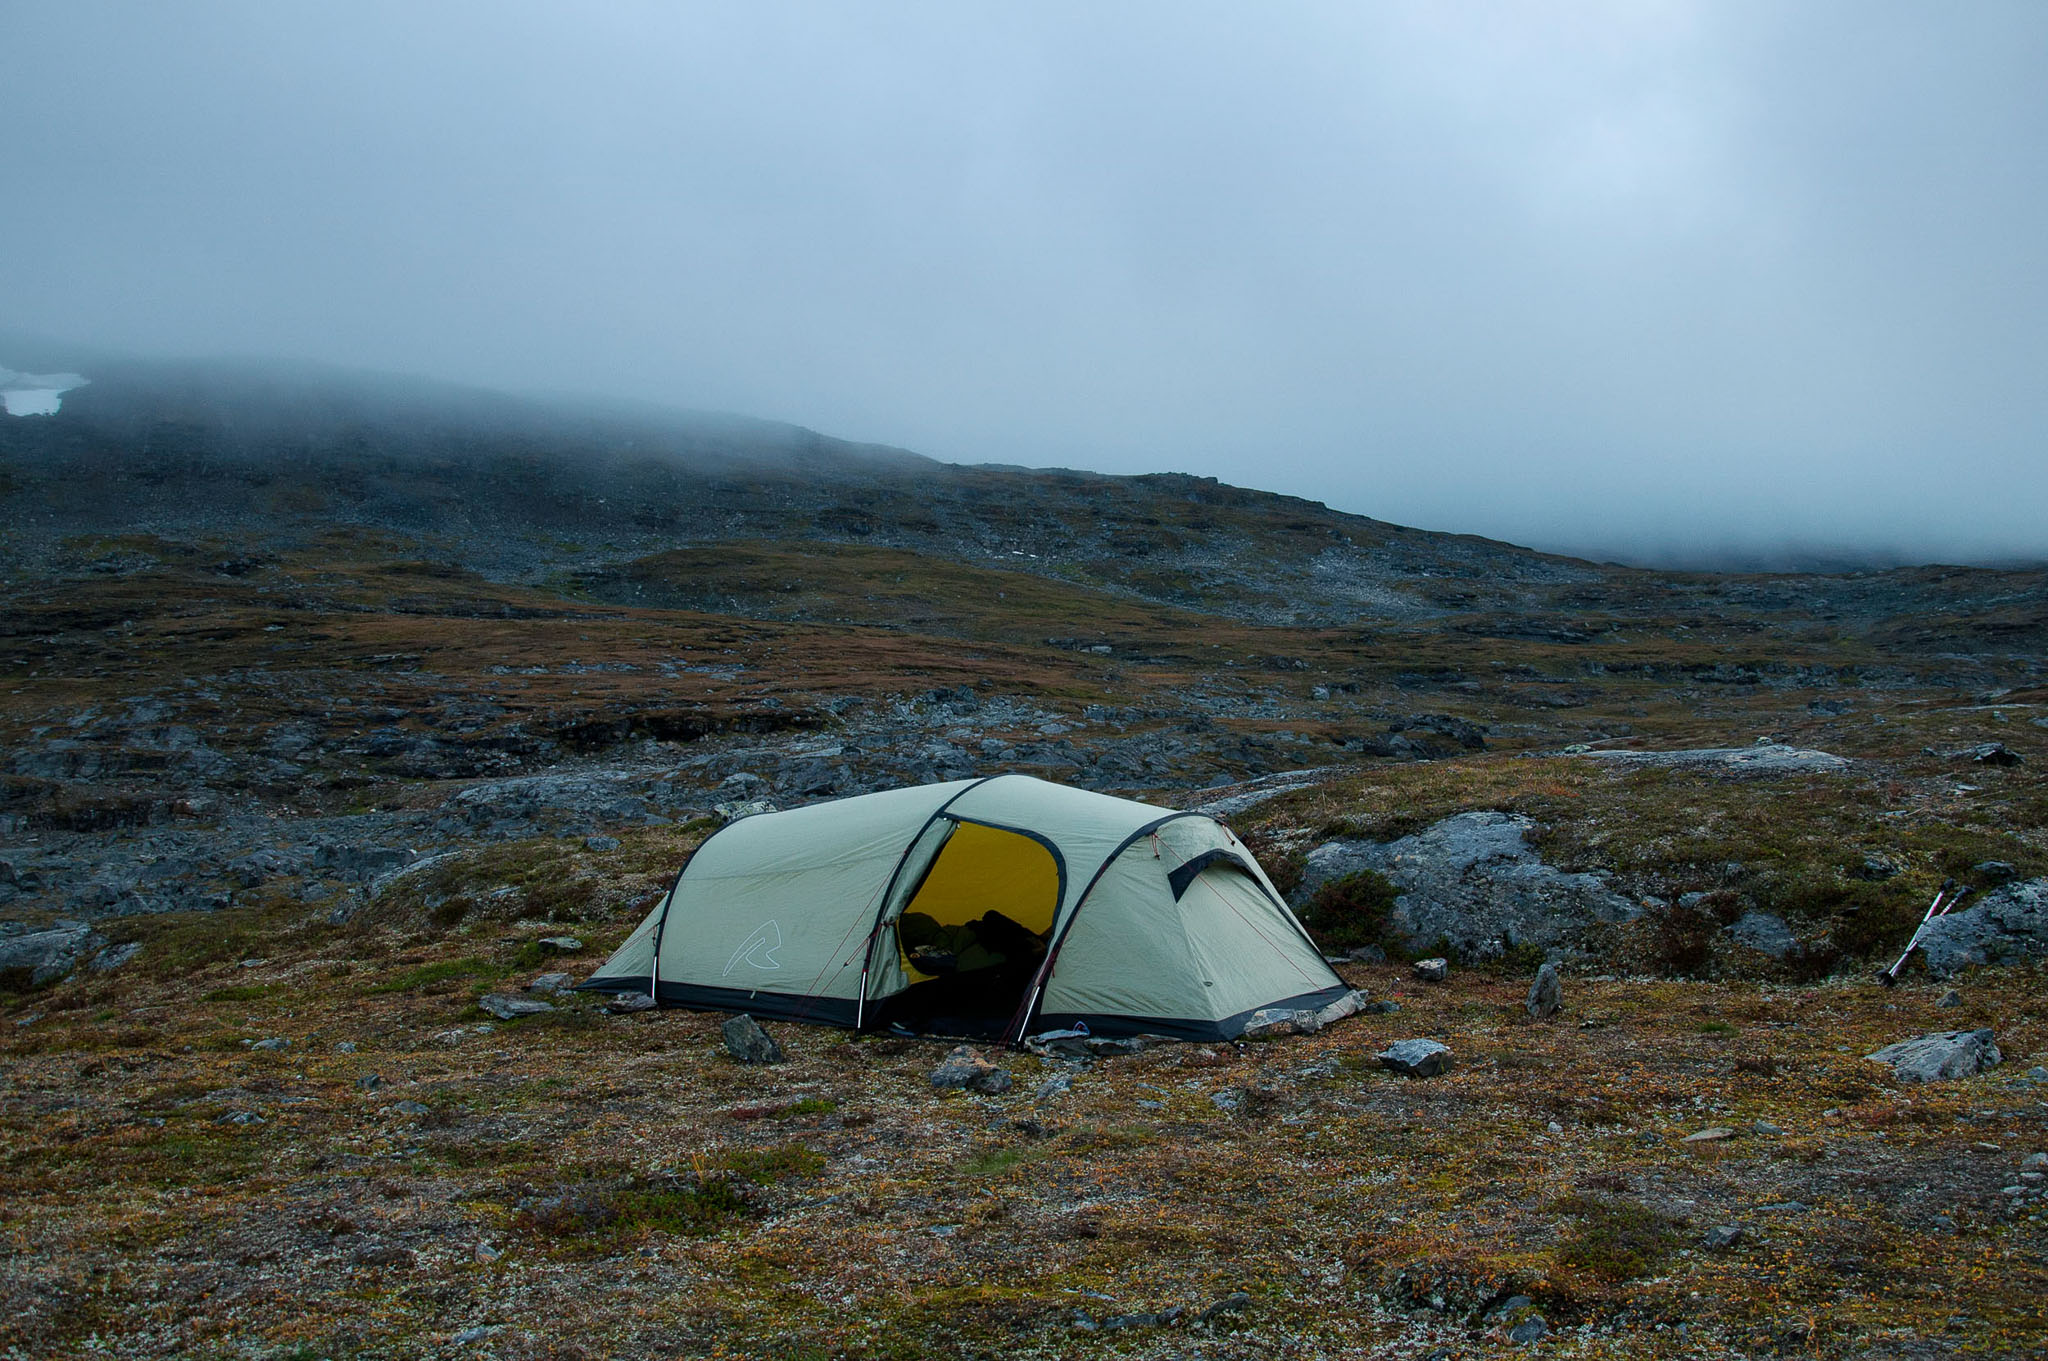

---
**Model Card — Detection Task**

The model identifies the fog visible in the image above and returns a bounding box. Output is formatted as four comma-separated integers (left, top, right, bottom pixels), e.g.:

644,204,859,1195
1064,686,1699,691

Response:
3,2,2044,567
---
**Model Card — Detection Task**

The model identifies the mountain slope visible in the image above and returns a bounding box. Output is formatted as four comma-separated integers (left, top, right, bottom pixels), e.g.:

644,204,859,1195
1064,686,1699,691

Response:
1,350,2044,654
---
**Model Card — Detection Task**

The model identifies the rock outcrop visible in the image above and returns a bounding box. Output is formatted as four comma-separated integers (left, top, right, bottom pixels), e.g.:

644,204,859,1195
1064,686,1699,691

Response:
1867,1029,2001,1084
1914,879,2048,978
1724,911,1800,960
1296,812,1639,963
1573,743,1851,778
0,922,103,986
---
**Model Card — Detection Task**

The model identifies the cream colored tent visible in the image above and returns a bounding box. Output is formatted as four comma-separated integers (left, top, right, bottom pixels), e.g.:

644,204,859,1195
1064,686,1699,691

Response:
582,774,1344,1041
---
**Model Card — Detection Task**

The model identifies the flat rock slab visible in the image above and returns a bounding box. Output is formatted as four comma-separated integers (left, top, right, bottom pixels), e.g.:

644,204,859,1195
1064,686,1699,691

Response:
478,993,556,1021
1868,1029,2001,1083
1189,767,1348,818
1574,743,1850,778
1377,1038,1453,1078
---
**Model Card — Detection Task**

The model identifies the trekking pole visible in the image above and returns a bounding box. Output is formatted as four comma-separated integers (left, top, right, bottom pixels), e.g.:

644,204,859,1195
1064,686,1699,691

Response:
1878,881,1967,985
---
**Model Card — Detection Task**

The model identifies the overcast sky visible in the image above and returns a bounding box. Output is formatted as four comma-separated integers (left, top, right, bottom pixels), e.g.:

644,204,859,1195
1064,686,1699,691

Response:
4,2,2044,566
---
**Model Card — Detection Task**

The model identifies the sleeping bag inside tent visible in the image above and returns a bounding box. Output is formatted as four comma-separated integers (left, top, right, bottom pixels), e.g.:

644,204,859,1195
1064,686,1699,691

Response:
580,773,1346,1041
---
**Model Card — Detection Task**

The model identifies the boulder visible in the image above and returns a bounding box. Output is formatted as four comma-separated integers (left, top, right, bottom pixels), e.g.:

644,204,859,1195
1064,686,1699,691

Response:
1724,911,1800,960
90,940,142,972
224,847,309,888
1915,879,2048,978
930,1045,1011,1093
1377,1038,1454,1078
1296,812,1640,964
1525,962,1561,1019
526,972,575,996
1973,860,2019,885
1412,957,1449,983
1867,1029,2002,1084
722,1013,784,1064
0,923,101,986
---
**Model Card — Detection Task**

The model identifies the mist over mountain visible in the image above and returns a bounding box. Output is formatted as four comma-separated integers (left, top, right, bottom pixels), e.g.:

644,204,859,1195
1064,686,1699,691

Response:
4,346,2043,668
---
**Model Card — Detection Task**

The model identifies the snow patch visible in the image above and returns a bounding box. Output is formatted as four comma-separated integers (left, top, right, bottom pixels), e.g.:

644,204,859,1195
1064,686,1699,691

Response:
0,368,89,416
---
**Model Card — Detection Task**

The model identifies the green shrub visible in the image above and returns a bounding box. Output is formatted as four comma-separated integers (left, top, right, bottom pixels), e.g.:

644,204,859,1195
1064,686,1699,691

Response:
371,957,503,993
1298,870,1403,953
1550,1194,1682,1282
722,1145,826,1184
513,1176,751,1240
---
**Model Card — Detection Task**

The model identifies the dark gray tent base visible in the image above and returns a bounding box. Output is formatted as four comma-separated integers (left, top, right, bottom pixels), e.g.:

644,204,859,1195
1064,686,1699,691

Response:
1032,983,1354,1042
577,977,1352,1043
577,978,858,1028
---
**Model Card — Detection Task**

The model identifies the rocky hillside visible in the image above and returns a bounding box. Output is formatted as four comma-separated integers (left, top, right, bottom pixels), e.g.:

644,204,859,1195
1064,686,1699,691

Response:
6,352,2045,647
1,348,2045,1358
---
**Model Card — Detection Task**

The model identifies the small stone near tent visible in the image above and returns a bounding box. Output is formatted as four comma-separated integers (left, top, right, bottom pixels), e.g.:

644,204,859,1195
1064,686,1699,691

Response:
1525,961,1562,1018
930,1046,1010,1093
581,774,1348,1042
1378,1038,1454,1077
723,1013,784,1064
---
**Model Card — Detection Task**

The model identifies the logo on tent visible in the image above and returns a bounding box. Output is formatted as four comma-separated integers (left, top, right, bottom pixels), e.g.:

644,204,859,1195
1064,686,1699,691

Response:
723,920,785,976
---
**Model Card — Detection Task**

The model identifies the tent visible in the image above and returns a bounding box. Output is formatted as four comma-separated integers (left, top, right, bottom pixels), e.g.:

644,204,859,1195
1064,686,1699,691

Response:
581,773,1346,1041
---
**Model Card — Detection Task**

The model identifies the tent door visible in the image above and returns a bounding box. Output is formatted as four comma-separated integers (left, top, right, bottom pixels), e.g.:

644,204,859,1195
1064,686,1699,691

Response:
882,819,1060,1036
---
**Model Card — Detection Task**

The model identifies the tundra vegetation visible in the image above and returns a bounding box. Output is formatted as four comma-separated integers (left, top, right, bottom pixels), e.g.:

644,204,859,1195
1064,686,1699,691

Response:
0,366,2044,1357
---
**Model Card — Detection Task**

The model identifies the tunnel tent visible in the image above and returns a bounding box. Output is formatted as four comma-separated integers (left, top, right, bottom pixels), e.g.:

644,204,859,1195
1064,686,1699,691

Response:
581,773,1347,1041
